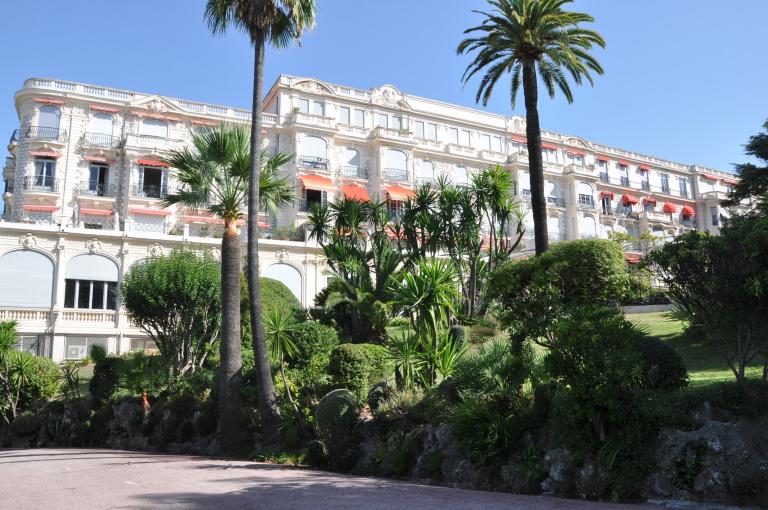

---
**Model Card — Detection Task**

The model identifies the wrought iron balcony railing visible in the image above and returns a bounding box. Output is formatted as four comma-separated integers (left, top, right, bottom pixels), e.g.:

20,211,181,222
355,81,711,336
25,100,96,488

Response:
298,156,329,170
599,172,609,183
641,181,650,191
547,196,566,207
130,184,167,199
340,165,368,179
382,168,408,181
76,181,117,198
82,132,121,148
25,126,67,142
620,176,630,187
24,175,59,192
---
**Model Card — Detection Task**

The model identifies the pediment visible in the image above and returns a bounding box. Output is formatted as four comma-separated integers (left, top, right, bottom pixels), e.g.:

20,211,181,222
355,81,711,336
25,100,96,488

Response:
130,95,185,115
371,85,411,111
563,136,593,150
293,79,336,95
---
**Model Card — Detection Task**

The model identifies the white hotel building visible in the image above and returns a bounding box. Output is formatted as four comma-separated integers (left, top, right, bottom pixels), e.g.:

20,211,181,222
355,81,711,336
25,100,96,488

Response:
1,75,739,361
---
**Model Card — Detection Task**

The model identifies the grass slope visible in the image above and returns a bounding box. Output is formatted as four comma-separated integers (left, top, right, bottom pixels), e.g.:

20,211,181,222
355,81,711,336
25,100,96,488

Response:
626,312,764,386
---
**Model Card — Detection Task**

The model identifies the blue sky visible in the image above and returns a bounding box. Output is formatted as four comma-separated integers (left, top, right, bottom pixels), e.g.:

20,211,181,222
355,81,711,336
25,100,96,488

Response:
1,0,766,184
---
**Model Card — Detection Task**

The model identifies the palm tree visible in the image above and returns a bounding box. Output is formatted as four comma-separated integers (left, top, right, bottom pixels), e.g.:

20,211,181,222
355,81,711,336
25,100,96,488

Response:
164,124,293,453
204,0,316,443
458,0,605,255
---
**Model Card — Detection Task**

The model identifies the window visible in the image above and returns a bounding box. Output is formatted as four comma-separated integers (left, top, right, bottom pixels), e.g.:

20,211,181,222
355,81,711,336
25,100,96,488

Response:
597,160,608,171
459,129,471,146
298,98,309,114
88,163,109,196
481,134,491,151
36,105,61,139
510,140,528,153
377,113,388,128
619,164,629,186
140,118,168,138
425,123,437,140
491,136,503,153
352,109,365,127
64,279,118,310
725,184,735,194
577,183,594,207
302,188,326,212
414,121,425,138
711,206,719,227
34,158,56,188
392,116,403,131
640,169,650,190
301,136,328,168
418,160,435,183
312,100,324,116
661,173,670,194
387,199,404,219
88,113,114,146
383,149,408,181
601,196,613,215
566,152,584,166
542,148,558,163
137,166,167,198
454,165,469,186
0,250,54,308
679,177,689,198
339,106,350,125
64,337,108,361
448,127,459,145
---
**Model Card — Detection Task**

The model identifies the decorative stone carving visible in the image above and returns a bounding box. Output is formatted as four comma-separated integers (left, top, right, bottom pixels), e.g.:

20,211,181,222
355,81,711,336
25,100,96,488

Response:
147,243,164,257
19,233,37,249
276,249,290,263
85,238,102,253
511,117,526,133
294,79,333,95
371,85,411,110
563,136,592,149
147,97,166,112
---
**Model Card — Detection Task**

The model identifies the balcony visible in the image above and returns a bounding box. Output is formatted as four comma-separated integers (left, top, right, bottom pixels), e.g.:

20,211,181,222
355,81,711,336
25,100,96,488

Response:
292,112,337,131
76,182,117,198
679,190,690,199
415,138,443,151
125,133,184,152
620,176,630,187
382,168,408,182
417,176,438,186
547,196,566,208
599,172,609,183
372,126,414,145
340,165,368,179
23,175,59,193
641,210,673,224
445,144,476,158
641,181,650,191
25,126,68,142
480,150,507,163
130,184,167,199
298,156,329,171
82,132,122,149
661,185,671,194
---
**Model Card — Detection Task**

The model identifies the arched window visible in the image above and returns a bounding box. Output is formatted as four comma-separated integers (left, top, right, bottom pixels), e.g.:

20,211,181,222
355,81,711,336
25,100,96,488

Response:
417,160,435,183
0,250,54,308
342,148,360,167
263,264,303,305
87,113,115,147
64,254,119,310
545,181,559,203
579,216,597,238
454,165,469,186
301,136,328,169
383,149,407,181
577,182,594,207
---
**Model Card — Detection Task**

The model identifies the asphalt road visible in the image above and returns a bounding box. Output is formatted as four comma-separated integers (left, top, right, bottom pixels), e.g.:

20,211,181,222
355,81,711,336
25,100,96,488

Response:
0,448,658,509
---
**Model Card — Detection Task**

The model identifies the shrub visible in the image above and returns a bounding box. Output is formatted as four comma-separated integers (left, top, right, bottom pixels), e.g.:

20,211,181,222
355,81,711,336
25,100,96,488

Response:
89,344,107,363
89,357,122,404
468,324,496,344
9,413,41,437
488,239,631,346
448,325,466,346
315,389,360,469
367,381,393,411
22,355,60,406
305,439,328,467
328,343,390,401
288,322,338,372
635,337,689,390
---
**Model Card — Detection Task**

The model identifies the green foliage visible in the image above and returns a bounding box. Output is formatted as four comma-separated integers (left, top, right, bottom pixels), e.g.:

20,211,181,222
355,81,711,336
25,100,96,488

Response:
489,239,631,346
447,339,539,463
315,389,360,469
241,276,302,351
89,357,122,404
635,337,689,390
113,351,166,399
722,118,768,213
304,439,328,467
59,360,88,401
89,344,107,363
121,250,221,379
328,343,390,401
287,322,338,372
649,216,768,381
367,381,393,411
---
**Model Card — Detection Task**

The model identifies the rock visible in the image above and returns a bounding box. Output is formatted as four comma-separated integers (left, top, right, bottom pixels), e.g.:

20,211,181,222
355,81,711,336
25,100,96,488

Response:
541,448,575,497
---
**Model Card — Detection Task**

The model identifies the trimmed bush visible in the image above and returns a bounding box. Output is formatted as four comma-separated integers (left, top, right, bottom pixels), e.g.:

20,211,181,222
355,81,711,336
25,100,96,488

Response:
305,439,328,467
17,354,60,410
316,389,360,469
449,325,466,346
89,357,122,404
288,322,338,370
358,344,390,384
635,337,689,390
328,343,391,401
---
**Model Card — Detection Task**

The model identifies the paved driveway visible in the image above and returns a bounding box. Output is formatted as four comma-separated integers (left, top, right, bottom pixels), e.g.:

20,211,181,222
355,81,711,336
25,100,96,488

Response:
0,448,657,509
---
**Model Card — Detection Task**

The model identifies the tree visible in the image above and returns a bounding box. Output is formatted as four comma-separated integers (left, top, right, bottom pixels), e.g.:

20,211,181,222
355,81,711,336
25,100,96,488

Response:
204,0,316,444
458,0,605,255
722,118,768,214
164,124,293,453
121,251,221,380
648,217,768,382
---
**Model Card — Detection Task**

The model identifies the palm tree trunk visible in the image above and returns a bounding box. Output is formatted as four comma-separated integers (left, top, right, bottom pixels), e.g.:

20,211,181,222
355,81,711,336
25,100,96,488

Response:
248,30,281,445
219,218,244,454
522,61,549,255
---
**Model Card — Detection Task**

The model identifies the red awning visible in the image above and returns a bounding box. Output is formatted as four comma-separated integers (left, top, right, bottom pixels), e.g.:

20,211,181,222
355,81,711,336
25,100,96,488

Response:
721,177,739,185
662,202,678,214
600,191,615,199
643,198,657,206
84,156,114,163
29,150,62,158
596,155,610,162
638,165,650,171
80,208,114,216
191,118,220,127
90,104,121,113
342,184,370,202
299,174,335,192
625,253,642,264
129,207,172,216
618,159,630,166
700,173,718,181
23,205,59,212
137,158,170,168
622,194,639,206
385,185,416,201
566,148,587,156
33,97,64,105
681,205,696,218
541,142,558,151
509,134,527,143
132,110,182,122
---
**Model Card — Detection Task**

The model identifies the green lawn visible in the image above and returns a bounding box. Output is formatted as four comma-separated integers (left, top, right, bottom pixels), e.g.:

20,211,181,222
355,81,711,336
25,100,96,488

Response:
626,312,764,387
